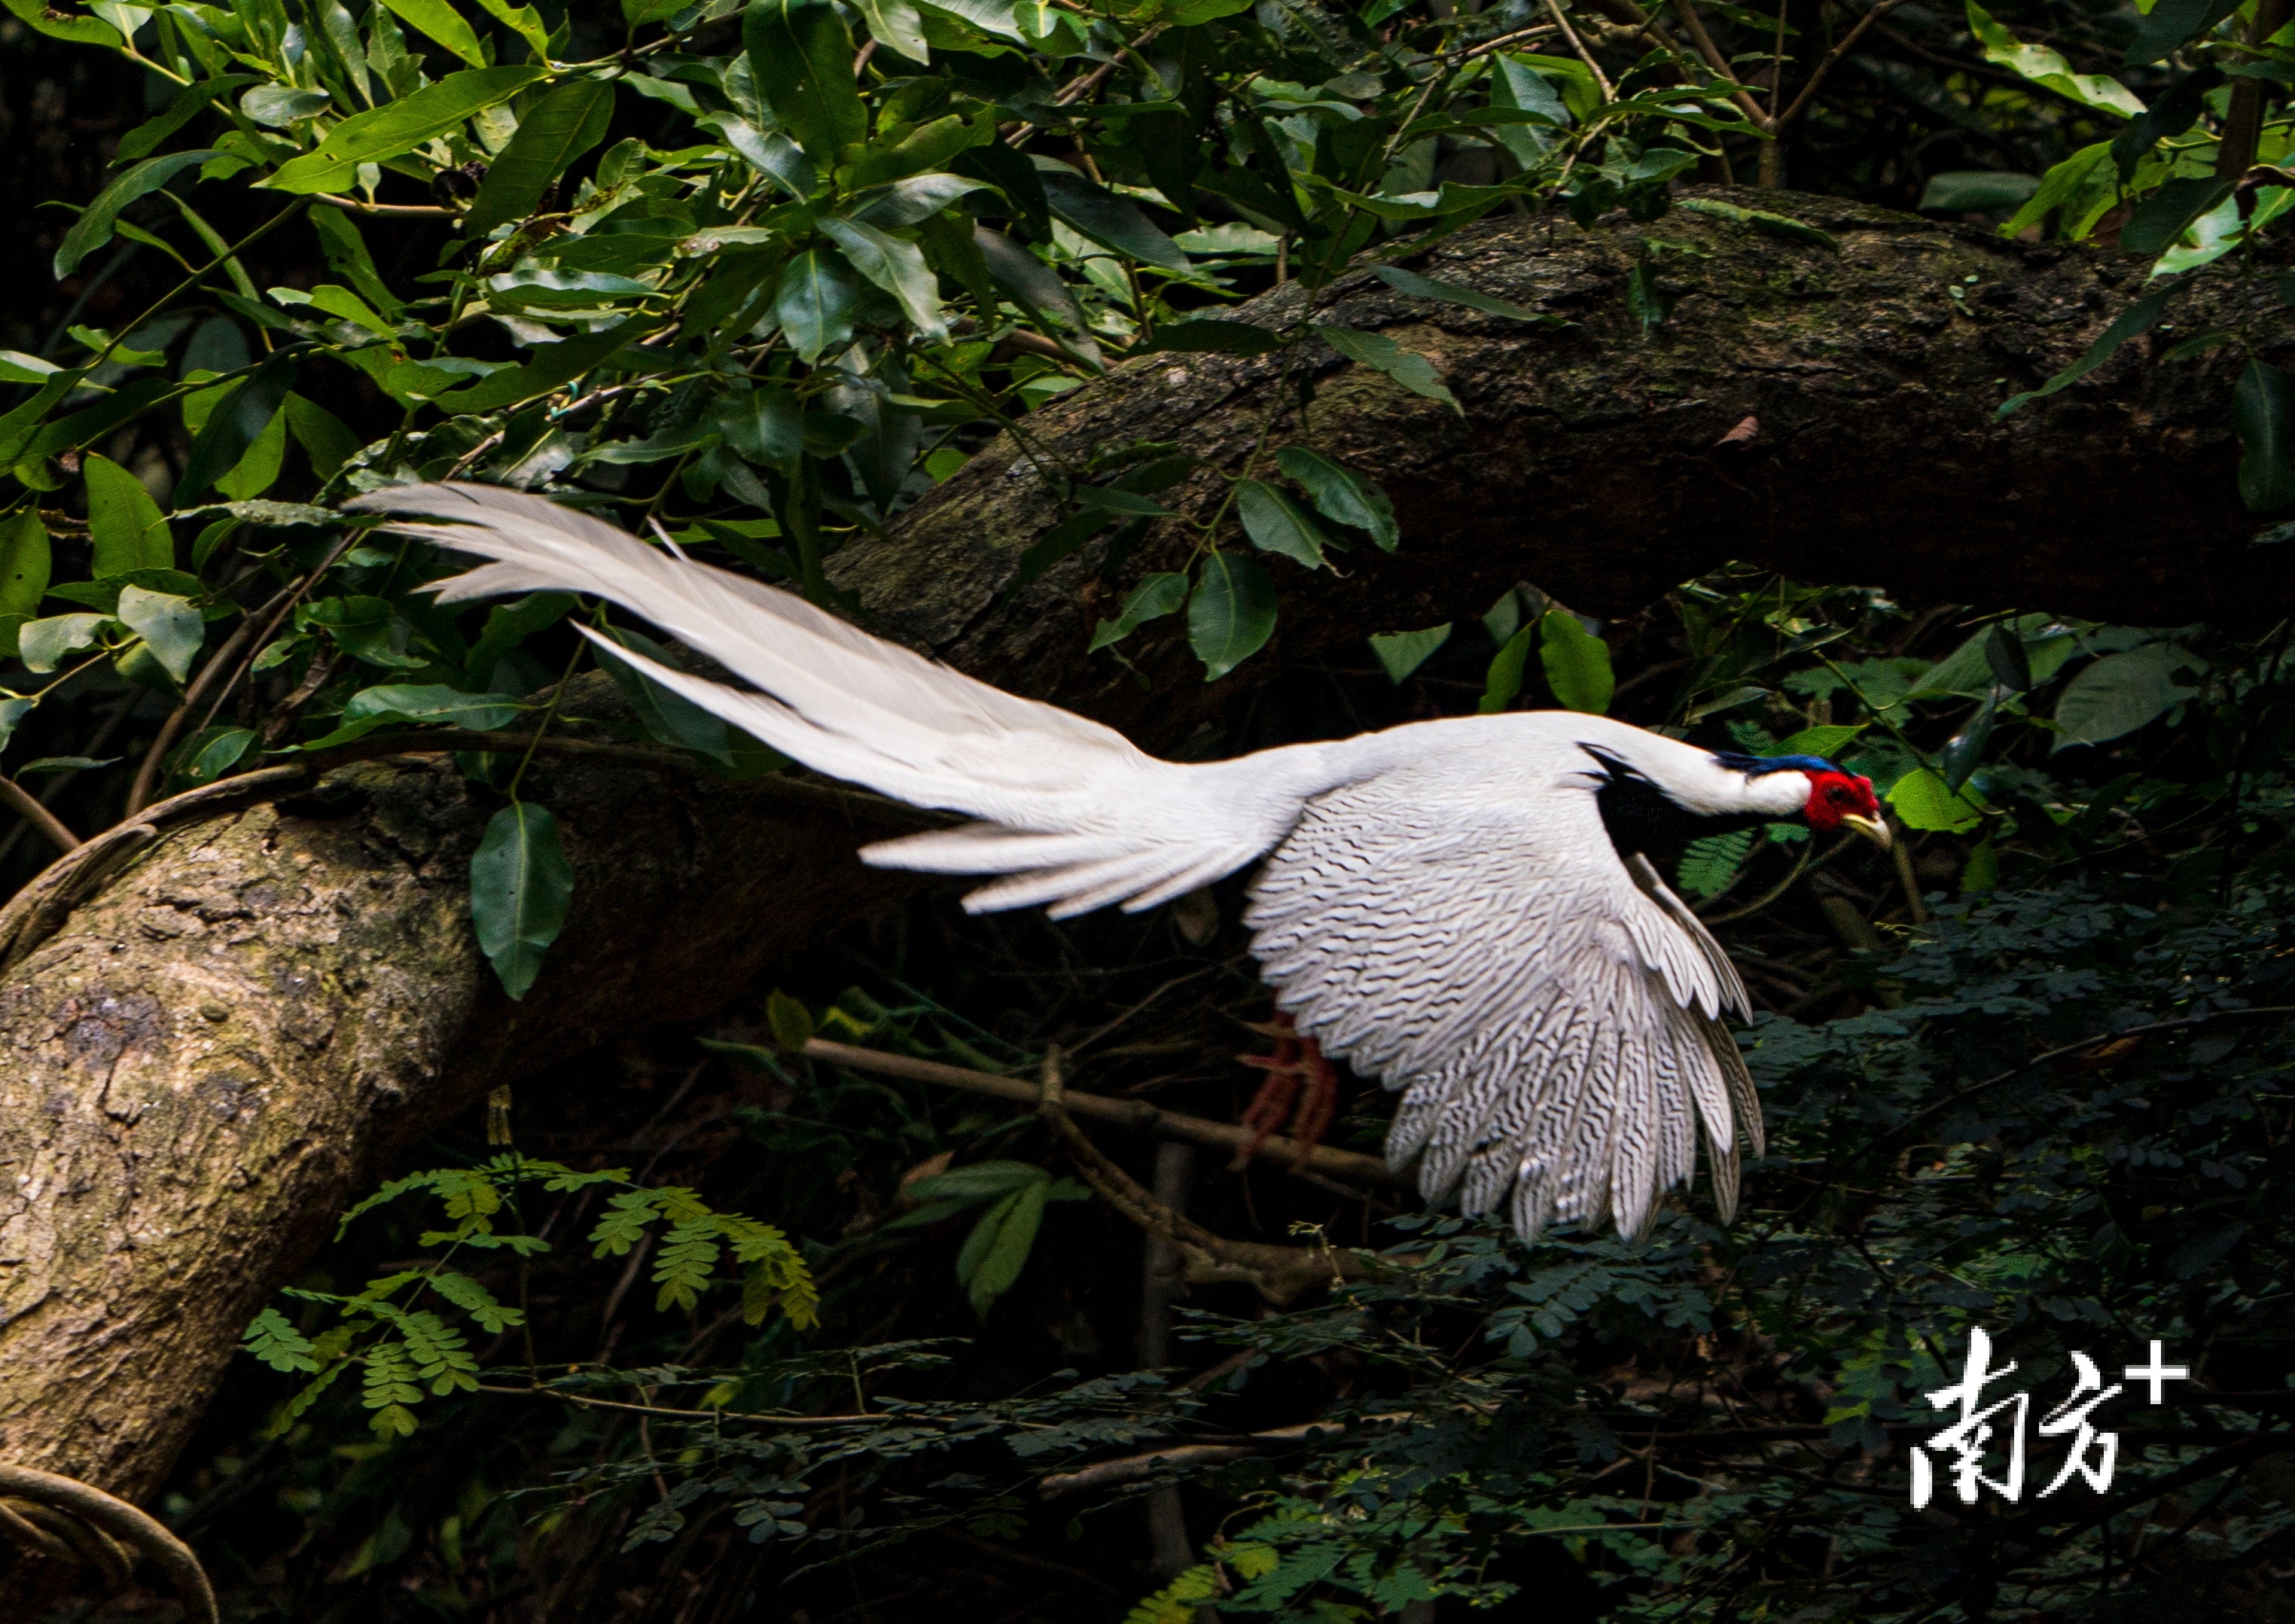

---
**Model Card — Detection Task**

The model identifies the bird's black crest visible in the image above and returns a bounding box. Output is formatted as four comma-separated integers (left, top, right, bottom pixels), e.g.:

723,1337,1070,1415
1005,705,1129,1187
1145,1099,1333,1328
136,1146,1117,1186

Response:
1581,745,1781,870
1711,750,1843,776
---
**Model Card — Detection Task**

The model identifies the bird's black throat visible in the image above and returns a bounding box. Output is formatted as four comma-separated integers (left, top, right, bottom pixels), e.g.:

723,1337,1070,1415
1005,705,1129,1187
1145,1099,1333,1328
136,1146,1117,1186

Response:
1581,745,1775,871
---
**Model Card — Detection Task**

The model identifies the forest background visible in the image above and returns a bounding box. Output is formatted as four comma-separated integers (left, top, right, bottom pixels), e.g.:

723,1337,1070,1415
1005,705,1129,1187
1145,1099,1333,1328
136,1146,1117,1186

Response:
0,0,2291,1619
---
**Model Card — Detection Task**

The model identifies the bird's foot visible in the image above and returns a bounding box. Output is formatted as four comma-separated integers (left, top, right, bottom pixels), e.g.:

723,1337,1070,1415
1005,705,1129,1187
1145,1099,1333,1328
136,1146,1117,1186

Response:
1233,1012,1340,1167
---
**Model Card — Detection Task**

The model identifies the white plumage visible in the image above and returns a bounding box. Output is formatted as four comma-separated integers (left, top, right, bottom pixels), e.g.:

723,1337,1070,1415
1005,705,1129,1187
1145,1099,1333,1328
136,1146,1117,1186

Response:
350,483,1821,1240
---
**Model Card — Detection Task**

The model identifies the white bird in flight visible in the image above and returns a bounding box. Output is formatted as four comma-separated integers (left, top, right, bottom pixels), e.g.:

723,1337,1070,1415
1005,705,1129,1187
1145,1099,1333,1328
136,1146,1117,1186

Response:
352,483,1891,1242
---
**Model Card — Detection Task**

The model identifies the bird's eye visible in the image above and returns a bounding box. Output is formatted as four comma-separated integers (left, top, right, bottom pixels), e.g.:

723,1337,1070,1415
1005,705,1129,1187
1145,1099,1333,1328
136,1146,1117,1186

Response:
1829,786,1850,803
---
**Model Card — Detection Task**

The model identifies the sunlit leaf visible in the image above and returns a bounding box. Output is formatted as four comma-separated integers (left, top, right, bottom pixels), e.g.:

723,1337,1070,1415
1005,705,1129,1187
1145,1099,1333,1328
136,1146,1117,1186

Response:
265,67,547,193
1539,611,1613,714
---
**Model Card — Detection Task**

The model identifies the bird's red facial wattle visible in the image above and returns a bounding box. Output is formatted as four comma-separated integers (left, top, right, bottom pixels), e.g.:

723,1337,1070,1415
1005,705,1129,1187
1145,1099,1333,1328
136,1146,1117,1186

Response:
1803,769,1891,847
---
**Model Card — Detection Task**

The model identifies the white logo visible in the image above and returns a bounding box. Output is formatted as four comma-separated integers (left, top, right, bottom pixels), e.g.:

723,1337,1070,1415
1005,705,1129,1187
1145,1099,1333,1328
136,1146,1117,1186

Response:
1909,1333,2188,1506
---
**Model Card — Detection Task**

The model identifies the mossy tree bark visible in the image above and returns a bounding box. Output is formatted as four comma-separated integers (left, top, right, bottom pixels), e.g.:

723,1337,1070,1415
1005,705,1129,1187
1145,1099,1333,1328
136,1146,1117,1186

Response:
0,190,2285,1562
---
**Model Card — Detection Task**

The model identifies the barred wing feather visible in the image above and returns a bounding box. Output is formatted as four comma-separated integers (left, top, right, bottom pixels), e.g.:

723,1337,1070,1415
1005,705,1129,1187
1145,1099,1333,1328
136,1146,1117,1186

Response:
1245,765,1760,1239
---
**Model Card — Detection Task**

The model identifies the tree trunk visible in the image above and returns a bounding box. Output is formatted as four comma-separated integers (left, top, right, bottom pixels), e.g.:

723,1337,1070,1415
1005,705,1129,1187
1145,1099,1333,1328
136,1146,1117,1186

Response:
0,187,2284,1554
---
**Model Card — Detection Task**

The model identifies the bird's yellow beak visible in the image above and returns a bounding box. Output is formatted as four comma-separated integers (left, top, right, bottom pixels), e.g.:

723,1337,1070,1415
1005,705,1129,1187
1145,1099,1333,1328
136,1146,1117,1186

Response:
1841,813,1892,851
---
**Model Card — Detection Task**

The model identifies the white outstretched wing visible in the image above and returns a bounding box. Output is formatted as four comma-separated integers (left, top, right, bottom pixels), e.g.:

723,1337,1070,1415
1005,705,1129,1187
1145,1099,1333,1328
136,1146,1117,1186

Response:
1245,750,1760,1239
351,483,1763,1236
347,483,1329,916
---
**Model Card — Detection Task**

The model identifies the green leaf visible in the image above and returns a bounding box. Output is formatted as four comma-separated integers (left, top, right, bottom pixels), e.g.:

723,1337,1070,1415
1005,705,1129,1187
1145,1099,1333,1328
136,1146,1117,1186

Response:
1917,171,2041,213
53,150,220,279
744,0,867,166
472,0,552,57
115,586,204,683
215,403,290,501
470,802,575,1000
242,85,332,126
0,351,61,385
266,66,548,193
2053,643,2205,750
464,78,617,238
0,509,50,659
1187,553,1276,679
594,627,735,764
1625,258,1672,334
173,725,257,784
435,314,658,413
1272,446,1397,550
1678,828,1755,899
2120,178,2234,256
83,453,173,575
1887,766,1985,832
767,988,815,1051
1234,479,1332,569
818,216,945,341
1314,325,1461,413
1088,571,1188,651
1539,611,1614,714
1373,264,1556,323
19,613,108,674
1038,169,1187,269
243,1307,323,1373
852,0,929,59
1480,623,1532,713
2236,361,2295,511
118,75,258,163
428,1269,524,1333
775,250,861,364
1997,285,2175,417
285,394,362,482
1151,318,1287,355
1769,723,1866,760
177,352,297,504
1676,197,1841,251
1074,485,1172,517
2004,142,2113,236
2125,0,2241,66
1369,623,1450,683
378,0,487,63
957,1181,1046,1317
1964,0,2145,117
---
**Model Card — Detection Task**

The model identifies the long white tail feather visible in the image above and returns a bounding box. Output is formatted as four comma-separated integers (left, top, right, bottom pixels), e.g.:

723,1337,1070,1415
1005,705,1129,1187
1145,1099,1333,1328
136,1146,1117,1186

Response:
347,483,1319,916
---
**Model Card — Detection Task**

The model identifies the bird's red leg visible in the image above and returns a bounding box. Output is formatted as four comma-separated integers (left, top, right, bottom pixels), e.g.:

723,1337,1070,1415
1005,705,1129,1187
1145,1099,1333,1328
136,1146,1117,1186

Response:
1233,1012,1340,1166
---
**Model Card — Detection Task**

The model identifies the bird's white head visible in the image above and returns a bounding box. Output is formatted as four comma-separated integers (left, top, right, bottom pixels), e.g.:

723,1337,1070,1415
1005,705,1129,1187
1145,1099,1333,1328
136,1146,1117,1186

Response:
1717,751,1891,849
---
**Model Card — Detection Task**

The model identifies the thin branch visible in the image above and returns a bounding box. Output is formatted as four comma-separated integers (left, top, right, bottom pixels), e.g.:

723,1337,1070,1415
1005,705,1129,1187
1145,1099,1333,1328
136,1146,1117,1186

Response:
124,583,297,817
1669,0,1772,129
1773,0,1913,133
0,778,78,855
312,192,455,217
799,1036,1409,1189
475,1382,877,1428
1544,0,1617,99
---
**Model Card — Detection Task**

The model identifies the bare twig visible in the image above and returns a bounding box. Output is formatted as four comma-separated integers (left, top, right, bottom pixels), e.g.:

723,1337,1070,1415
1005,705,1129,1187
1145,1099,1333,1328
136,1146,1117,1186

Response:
800,1036,1409,1189
312,192,454,217
0,778,78,855
1544,0,1617,99
1039,1415,1410,1498
124,583,297,817
1772,0,1912,133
